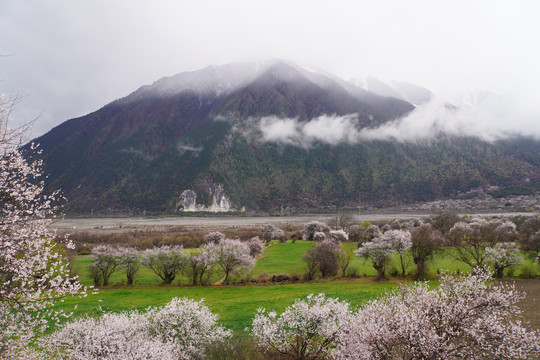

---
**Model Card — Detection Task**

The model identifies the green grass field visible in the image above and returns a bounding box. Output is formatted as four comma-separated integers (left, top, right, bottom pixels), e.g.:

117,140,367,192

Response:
55,279,398,332
66,240,539,333
252,240,314,276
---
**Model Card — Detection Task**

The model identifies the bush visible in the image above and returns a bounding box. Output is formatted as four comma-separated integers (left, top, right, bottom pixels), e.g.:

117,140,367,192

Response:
271,273,291,283
345,266,360,278
518,261,539,279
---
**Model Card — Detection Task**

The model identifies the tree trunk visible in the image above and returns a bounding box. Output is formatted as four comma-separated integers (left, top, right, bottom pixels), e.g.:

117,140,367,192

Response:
416,260,426,279
376,266,386,281
163,273,175,284
399,254,406,278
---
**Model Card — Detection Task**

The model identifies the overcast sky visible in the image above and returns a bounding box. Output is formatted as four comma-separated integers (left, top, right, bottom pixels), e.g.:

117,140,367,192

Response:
1,0,539,137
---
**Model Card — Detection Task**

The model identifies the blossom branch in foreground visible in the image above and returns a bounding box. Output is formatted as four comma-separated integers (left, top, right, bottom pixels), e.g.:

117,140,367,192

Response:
0,95,86,358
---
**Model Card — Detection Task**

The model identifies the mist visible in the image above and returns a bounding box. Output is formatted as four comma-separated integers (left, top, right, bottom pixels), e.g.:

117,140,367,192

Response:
252,92,540,147
2,1,539,137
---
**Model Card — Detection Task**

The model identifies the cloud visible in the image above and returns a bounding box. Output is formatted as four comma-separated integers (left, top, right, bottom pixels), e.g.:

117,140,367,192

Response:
2,1,539,139
252,92,540,147
360,92,540,142
176,141,203,156
258,114,362,148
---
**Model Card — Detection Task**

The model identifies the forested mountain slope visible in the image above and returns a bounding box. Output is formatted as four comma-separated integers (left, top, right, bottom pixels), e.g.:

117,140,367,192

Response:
29,61,540,213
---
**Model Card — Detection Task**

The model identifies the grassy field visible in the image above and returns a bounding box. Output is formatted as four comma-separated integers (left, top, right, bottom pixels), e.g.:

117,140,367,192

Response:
66,240,540,333
55,280,398,332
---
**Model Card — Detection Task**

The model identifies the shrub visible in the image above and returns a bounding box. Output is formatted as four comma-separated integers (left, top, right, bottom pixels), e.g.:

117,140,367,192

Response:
271,273,291,282
518,261,539,279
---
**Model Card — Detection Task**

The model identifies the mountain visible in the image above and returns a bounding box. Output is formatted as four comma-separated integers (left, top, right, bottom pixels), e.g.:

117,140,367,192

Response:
350,77,433,105
29,60,540,213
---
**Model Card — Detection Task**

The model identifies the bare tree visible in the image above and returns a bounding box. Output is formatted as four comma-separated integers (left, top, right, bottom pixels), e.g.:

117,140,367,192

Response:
429,211,461,235
448,218,518,269
337,243,354,277
329,212,354,232
410,223,444,278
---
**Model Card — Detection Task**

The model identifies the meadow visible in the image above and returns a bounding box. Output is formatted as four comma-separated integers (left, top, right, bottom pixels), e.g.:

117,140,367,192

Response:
64,240,540,332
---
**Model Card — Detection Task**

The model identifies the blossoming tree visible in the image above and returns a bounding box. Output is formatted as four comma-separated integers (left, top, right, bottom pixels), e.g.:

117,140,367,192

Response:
43,297,230,360
355,234,395,280
142,245,188,284
207,238,254,284
335,270,540,359
0,94,85,358
250,293,352,360
485,241,523,278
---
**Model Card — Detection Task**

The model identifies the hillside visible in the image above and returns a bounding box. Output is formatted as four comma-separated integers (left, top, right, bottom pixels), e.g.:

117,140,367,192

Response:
29,60,540,213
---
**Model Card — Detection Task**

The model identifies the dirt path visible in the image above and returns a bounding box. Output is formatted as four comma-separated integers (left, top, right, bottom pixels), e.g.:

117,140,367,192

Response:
511,280,540,331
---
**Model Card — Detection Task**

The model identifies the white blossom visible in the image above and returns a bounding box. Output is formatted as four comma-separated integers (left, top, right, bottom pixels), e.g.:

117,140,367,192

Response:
203,231,225,244
42,311,182,360
485,242,523,278
42,297,230,360
141,245,188,284
334,270,540,359
246,236,264,257
302,221,331,240
90,244,121,286
0,95,85,358
329,229,349,242
384,229,412,277
250,293,353,359
259,224,285,243
206,238,254,284
355,235,395,280
189,246,218,285
145,297,231,359
116,246,141,285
